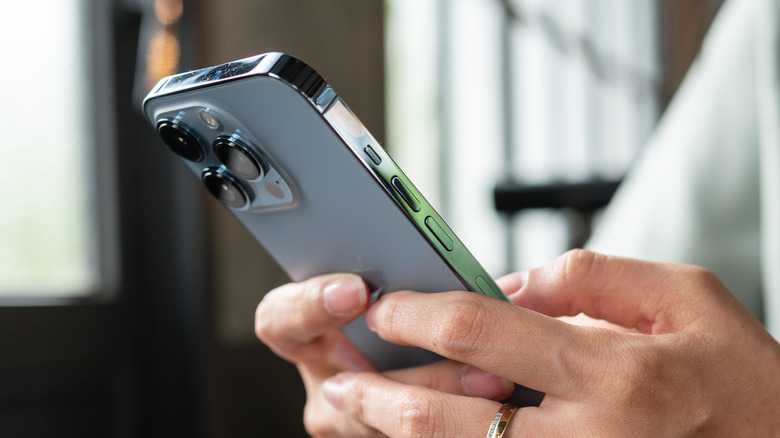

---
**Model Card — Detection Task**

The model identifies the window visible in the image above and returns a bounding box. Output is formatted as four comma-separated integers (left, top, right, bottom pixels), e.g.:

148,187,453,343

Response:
0,0,116,298
386,0,661,274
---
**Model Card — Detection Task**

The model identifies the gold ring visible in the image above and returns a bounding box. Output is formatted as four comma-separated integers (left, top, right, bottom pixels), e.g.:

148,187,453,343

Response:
486,403,519,438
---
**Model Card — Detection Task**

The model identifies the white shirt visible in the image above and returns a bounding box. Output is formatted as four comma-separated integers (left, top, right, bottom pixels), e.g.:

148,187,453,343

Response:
587,0,780,337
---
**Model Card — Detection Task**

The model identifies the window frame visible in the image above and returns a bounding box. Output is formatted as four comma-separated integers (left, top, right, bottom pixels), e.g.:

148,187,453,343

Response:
0,0,210,435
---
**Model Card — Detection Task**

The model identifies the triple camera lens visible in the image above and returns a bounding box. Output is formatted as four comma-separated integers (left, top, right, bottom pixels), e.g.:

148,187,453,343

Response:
157,119,268,209
202,169,250,209
157,120,206,162
213,135,267,181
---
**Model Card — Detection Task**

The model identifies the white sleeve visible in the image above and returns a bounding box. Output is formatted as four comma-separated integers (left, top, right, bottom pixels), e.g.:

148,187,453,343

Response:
586,0,764,319
754,0,780,336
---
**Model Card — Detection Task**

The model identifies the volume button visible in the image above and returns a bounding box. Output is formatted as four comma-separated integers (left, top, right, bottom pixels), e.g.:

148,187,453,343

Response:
391,176,421,212
475,276,494,298
425,216,454,251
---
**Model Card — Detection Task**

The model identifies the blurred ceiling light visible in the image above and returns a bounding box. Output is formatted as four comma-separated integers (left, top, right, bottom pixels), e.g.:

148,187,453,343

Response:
154,0,183,26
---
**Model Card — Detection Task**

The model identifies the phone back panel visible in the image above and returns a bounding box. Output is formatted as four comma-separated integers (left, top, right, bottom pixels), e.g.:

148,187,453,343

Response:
143,54,500,370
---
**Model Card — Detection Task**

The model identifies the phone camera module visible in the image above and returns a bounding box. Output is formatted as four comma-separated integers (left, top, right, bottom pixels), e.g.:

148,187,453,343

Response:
202,169,252,209
213,135,267,181
198,109,222,130
157,120,206,162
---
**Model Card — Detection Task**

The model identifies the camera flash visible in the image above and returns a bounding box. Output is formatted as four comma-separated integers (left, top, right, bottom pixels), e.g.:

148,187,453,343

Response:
199,109,221,130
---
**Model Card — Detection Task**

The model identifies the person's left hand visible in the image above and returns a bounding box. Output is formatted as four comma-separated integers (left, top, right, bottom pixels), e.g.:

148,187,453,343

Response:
254,273,515,436
320,250,780,437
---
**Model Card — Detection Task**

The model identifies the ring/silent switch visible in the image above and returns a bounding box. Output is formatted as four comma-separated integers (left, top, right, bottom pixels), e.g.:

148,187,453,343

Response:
425,216,454,251
391,176,421,212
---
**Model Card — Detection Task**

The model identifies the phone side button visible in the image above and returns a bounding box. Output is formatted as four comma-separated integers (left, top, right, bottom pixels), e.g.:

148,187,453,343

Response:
391,176,422,212
475,276,490,296
475,276,498,299
364,145,382,166
425,216,454,251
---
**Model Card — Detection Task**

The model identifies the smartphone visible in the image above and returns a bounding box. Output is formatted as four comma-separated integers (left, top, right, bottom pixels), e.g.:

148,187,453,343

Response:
142,52,510,371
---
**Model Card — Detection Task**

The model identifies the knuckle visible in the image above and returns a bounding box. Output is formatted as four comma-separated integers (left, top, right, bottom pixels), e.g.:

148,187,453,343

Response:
254,282,302,344
434,298,487,359
254,296,276,343
294,280,327,333
375,291,415,342
254,280,327,348
397,390,445,437
555,249,603,285
303,401,334,438
681,265,721,290
667,265,730,318
375,294,403,341
350,378,370,424
305,379,384,438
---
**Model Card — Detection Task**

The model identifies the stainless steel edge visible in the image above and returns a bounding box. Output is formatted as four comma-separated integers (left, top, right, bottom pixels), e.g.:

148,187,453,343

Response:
142,53,335,122
322,99,510,302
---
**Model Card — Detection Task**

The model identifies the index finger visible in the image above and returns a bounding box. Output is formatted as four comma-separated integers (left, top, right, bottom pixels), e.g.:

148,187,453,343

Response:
366,289,596,398
367,250,728,398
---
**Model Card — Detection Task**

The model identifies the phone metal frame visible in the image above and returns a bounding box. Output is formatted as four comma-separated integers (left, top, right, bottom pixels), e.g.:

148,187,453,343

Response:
143,52,508,302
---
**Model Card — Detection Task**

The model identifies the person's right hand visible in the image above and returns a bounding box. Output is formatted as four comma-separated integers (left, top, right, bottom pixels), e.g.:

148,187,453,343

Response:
255,273,515,437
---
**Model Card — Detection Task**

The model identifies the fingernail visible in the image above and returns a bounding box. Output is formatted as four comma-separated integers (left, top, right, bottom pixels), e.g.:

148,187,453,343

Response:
365,302,378,332
322,375,345,407
506,271,529,302
323,277,366,316
462,367,514,399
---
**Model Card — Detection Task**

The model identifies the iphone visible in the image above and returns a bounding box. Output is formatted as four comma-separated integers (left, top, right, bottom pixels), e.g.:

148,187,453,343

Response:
143,52,509,370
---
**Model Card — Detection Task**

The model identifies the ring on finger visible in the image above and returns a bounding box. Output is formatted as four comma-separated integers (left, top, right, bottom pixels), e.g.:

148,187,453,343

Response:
486,403,519,438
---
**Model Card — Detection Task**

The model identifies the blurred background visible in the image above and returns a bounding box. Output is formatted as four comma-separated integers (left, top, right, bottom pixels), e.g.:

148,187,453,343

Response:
0,0,724,436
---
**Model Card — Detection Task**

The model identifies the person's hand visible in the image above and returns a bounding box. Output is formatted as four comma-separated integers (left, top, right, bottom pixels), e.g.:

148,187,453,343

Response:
321,250,780,437
255,273,515,437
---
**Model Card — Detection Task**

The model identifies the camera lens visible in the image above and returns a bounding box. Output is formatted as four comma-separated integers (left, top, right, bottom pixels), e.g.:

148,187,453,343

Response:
202,169,252,209
157,120,206,162
213,135,266,181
